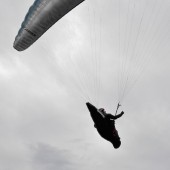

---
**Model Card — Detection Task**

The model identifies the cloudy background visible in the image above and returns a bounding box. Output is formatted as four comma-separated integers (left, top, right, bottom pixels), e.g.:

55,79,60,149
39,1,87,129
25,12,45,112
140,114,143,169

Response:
0,0,170,169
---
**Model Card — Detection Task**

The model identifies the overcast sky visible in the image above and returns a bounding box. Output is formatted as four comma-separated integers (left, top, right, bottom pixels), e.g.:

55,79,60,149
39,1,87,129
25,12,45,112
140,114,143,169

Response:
0,0,170,170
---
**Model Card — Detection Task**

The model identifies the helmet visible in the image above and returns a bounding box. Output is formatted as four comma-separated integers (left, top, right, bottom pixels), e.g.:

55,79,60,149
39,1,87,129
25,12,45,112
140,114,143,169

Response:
99,108,105,112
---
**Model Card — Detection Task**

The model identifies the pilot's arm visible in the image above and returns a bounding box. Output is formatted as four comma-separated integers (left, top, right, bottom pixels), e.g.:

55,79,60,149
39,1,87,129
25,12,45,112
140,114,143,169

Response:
106,111,124,120
114,111,124,119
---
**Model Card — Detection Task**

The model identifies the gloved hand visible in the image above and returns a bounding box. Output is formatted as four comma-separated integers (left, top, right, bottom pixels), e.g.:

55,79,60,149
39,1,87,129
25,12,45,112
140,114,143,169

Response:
120,111,124,115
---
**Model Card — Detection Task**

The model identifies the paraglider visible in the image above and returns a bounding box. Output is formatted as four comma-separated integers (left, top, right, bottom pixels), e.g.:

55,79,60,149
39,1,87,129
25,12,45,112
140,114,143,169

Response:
86,102,124,149
13,0,85,51
13,0,170,149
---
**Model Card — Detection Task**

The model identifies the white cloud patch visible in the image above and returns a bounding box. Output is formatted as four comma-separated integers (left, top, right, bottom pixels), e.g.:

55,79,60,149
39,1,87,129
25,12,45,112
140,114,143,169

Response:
0,55,31,78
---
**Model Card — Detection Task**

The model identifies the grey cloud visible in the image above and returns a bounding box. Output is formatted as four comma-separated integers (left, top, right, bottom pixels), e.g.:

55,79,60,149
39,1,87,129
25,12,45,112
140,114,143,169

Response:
30,143,73,170
0,0,170,170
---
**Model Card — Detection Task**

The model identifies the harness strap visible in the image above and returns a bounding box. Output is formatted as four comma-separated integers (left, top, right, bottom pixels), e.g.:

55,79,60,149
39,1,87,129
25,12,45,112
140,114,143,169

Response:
115,102,121,116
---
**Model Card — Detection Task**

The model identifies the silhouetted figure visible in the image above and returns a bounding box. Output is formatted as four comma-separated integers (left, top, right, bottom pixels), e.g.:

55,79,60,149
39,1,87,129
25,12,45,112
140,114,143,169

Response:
98,108,124,148
86,102,124,149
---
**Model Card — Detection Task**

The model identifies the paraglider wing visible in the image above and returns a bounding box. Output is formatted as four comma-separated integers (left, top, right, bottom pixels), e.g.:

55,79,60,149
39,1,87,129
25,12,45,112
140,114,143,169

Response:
13,0,85,51
86,102,111,141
